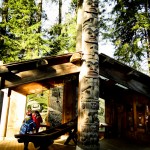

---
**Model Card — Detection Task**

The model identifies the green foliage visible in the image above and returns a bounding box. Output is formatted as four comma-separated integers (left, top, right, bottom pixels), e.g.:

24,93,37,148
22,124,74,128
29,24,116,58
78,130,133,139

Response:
0,0,77,63
27,90,48,105
27,90,49,111
0,0,48,63
44,13,77,56
69,0,78,12
100,0,150,70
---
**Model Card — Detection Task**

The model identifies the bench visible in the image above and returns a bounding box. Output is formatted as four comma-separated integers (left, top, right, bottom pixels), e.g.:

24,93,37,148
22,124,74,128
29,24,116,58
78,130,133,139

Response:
14,118,77,150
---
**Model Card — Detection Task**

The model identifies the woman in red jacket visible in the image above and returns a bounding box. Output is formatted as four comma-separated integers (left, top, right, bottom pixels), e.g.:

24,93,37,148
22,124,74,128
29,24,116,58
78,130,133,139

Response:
32,110,43,133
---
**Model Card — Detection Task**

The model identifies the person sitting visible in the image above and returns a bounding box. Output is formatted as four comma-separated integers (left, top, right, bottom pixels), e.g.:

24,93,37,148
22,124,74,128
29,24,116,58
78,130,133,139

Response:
32,110,43,133
19,113,36,150
20,113,36,134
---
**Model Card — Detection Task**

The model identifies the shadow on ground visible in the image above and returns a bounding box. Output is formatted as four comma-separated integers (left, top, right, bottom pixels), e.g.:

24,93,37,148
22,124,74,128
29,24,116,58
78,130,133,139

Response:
100,138,150,150
49,137,150,150
1,137,150,150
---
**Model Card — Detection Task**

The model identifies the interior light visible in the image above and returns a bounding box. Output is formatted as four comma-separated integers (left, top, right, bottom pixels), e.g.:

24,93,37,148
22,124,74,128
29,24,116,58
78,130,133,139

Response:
115,83,128,89
99,75,109,81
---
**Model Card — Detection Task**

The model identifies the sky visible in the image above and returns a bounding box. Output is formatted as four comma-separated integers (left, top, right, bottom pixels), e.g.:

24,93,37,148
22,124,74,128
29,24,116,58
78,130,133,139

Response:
43,0,115,58
99,42,114,57
43,0,72,27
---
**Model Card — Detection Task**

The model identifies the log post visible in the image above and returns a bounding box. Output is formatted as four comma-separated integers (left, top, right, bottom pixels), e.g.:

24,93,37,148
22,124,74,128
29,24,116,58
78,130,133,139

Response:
0,88,10,139
77,0,99,149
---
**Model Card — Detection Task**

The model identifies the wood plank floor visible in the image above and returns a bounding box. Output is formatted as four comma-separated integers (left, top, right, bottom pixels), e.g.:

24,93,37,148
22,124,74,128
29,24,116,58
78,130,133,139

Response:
0,137,76,150
1,137,150,150
0,138,36,150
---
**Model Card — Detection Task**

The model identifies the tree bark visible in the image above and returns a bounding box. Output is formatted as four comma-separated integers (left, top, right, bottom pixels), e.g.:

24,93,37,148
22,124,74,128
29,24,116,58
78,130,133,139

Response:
146,0,150,74
0,0,8,46
76,0,83,52
37,0,42,33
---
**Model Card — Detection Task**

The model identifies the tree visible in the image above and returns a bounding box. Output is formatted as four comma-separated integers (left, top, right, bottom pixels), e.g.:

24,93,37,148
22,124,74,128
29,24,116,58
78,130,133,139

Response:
0,0,77,63
0,0,47,63
100,0,150,72
76,0,83,52
36,0,43,33
0,0,8,59
43,0,77,56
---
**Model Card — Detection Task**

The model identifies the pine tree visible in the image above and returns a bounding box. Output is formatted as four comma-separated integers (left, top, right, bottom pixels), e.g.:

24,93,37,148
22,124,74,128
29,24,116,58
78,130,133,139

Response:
0,0,47,63
100,0,150,71
0,0,77,62
43,0,77,56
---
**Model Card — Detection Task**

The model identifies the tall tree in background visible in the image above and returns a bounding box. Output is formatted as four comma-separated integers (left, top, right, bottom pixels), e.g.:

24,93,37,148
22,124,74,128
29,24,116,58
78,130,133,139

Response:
76,0,83,52
45,0,77,56
0,0,77,63
100,0,150,72
0,0,8,58
0,0,47,63
37,0,42,33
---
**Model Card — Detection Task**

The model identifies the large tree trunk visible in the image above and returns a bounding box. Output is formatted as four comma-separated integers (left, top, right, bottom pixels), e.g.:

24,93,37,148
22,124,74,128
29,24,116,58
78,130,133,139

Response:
58,0,62,35
145,0,150,74
58,0,62,24
77,0,100,149
147,30,150,75
76,0,83,52
36,0,43,57
37,0,42,33
1,0,8,34
0,0,8,46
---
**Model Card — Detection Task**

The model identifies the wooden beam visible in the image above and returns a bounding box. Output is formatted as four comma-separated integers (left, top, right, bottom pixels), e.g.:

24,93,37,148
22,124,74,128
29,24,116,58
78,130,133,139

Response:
3,63,80,88
0,53,77,75
0,66,9,74
99,66,150,98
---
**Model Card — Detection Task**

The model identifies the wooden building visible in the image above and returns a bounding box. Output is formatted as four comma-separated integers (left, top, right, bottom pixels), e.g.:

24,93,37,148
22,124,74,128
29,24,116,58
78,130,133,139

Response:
0,52,150,144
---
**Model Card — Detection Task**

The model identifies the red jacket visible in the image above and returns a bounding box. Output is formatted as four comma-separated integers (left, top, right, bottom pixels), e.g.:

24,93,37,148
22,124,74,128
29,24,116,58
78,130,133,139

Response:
32,113,43,129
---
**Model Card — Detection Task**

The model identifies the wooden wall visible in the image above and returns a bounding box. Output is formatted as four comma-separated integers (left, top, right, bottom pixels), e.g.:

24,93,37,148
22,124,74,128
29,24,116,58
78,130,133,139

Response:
63,80,77,123
104,88,150,143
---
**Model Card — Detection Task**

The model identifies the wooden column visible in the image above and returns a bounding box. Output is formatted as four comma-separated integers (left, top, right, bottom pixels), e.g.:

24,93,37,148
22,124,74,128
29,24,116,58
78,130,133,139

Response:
77,0,99,149
63,80,77,123
0,89,10,140
133,97,137,131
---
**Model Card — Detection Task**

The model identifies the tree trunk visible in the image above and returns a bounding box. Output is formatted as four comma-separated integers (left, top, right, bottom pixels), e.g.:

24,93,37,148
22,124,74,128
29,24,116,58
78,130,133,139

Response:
0,0,8,46
37,0,42,33
58,0,62,35
76,0,83,52
145,0,150,74
58,0,62,24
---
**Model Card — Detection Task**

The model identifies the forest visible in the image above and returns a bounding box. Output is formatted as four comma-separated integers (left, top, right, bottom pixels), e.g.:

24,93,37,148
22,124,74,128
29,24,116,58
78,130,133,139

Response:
0,0,149,74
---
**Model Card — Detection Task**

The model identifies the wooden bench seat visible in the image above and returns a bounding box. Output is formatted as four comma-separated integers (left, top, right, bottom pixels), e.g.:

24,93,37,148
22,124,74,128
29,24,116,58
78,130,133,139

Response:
14,118,77,150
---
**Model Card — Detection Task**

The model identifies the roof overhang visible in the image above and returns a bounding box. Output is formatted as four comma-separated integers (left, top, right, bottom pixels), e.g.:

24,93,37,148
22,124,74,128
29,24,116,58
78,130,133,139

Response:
0,52,150,97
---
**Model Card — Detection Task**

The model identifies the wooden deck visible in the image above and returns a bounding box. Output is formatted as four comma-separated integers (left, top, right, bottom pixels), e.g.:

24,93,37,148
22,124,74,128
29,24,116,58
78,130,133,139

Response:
0,138,36,150
0,137,76,150
1,137,150,150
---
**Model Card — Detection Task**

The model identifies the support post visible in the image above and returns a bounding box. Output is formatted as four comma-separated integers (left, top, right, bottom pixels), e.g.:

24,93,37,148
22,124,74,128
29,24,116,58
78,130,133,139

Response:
77,0,100,149
0,88,10,140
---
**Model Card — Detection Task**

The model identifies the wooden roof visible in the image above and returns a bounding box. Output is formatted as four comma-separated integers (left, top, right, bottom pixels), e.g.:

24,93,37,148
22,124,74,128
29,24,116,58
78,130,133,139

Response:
0,52,150,97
